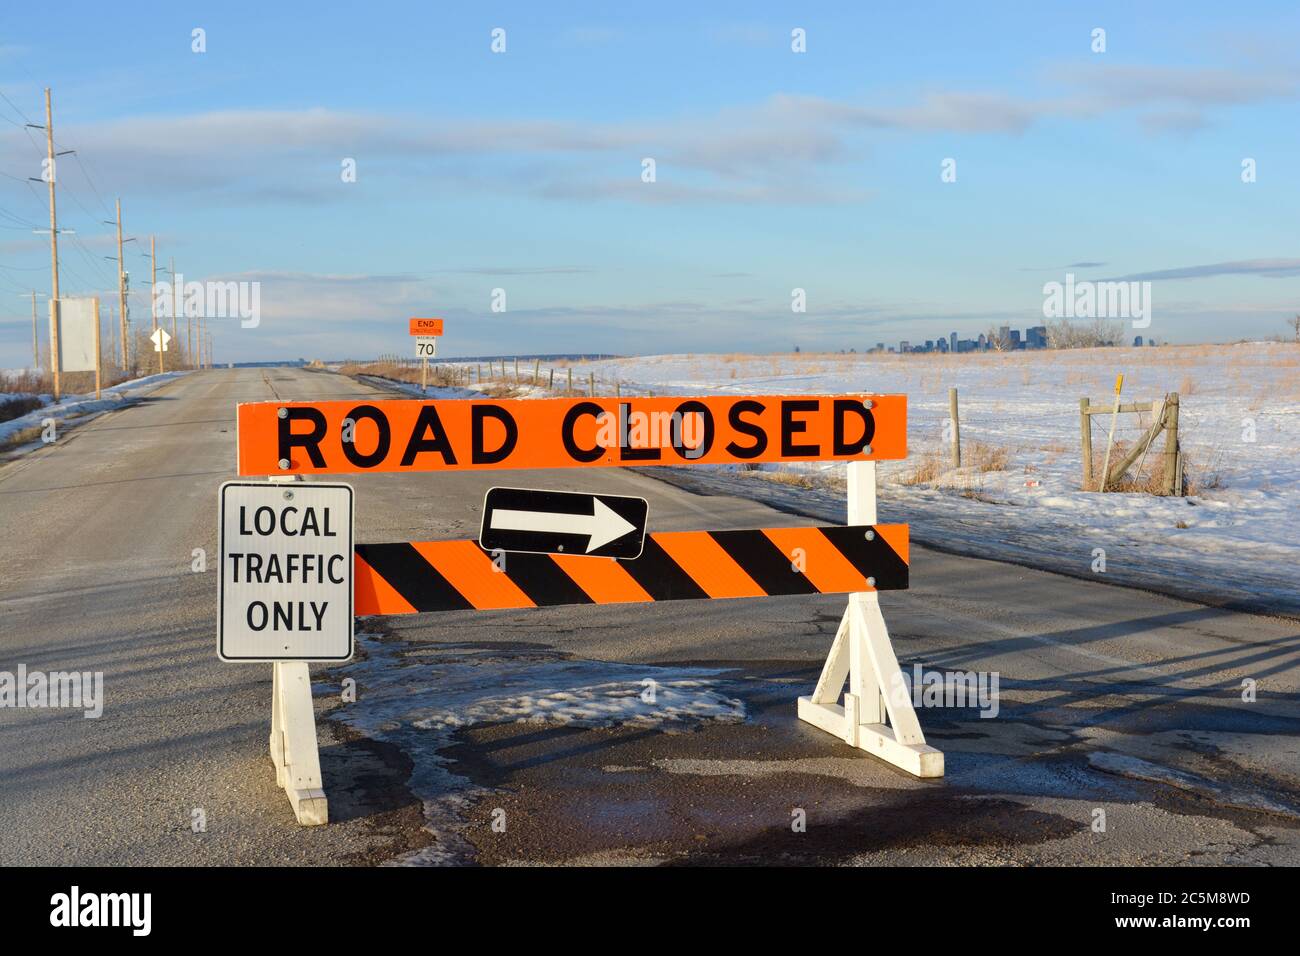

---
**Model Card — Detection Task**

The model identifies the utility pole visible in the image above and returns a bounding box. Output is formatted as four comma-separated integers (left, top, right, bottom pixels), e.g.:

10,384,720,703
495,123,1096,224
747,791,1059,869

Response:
115,199,127,367
42,89,61,400
150,238,165,375
168,255,178,361
27,91,75,396
150,237,158,338
173,257,190,366
30,291,39,368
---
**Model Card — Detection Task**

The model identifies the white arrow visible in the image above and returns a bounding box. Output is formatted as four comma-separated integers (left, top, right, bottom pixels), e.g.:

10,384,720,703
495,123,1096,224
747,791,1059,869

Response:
150,327,171,352
490,497,637,553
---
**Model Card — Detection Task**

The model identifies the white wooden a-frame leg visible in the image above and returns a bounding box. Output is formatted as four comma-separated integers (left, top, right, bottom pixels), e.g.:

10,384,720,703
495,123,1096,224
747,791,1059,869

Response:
797,459,943,778
270,660,329,825
263,474,329,825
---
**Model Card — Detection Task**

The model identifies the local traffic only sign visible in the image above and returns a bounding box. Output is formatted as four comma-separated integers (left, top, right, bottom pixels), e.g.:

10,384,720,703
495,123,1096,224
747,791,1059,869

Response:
218,481,354,662
236,394,905,475
480,487,648,559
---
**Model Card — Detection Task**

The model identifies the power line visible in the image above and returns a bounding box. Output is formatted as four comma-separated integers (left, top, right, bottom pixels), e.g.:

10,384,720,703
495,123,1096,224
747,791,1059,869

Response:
0,87,36,125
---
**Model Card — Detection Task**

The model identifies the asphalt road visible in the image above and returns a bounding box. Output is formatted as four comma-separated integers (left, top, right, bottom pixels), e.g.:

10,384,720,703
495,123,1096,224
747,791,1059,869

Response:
2,366,1298,865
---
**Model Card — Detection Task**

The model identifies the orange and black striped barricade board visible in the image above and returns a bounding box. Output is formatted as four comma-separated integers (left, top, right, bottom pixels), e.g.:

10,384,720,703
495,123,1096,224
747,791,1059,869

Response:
355,524,907,615
237,394,906,476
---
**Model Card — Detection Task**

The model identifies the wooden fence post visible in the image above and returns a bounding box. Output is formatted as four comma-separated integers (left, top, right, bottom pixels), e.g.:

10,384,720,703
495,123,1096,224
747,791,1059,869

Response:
588,371,595,396
948,387,961,468
548,368,554,389
567,367,573,394
1080,397,1093,490
1163,392,1180,496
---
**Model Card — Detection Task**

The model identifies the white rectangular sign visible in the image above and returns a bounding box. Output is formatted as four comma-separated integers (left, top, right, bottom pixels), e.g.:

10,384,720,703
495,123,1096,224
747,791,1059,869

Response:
49,298,98,373
414,336,437,358
218,481,354,662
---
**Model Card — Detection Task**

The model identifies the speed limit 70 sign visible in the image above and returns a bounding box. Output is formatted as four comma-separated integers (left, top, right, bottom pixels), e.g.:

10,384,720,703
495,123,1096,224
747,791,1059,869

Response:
414,337,437,358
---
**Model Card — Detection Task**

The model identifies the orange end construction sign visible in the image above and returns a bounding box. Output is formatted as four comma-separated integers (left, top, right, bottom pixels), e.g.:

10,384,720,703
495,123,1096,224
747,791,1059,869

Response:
409,318,443,336
237,394,906,476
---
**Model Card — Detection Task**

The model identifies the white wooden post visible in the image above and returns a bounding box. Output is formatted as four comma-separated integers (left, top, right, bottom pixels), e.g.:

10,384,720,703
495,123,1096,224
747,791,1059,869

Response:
266,474,329,825
270,661,328,825
797,455,943,778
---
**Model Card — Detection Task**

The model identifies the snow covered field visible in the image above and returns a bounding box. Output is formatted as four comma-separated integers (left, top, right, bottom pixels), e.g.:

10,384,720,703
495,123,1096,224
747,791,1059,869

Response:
569,344,1299,617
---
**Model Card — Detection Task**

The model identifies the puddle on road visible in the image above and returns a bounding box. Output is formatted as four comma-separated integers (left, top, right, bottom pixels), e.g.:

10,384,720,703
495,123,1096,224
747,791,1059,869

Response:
318,633,1296,864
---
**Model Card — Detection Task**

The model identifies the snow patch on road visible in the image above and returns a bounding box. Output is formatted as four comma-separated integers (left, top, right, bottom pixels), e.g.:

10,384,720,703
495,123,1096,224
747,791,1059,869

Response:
334,633,744,735
322,632,744,864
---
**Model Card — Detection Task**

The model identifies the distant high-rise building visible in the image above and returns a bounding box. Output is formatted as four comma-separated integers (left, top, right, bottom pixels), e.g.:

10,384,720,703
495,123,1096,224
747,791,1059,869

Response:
950,332,958,353
1009,329,1022,348
1026,326,1047,348
899,340,910,353
1134,335,1144,347
977,332,987,349
876,342,885,352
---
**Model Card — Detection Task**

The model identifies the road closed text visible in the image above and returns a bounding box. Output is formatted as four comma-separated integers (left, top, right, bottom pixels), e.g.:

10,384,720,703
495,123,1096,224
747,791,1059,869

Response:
237,394,906,475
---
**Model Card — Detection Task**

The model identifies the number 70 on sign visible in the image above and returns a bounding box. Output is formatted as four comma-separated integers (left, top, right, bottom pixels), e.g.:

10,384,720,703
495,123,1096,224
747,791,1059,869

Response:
414,337,437,358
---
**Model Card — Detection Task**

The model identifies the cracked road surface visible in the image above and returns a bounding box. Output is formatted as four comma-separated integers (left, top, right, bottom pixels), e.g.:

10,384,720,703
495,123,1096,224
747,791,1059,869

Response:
2,367,1298,865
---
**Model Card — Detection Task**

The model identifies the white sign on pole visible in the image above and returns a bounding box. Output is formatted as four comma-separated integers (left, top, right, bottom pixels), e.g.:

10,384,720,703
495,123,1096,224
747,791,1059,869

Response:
414,336,438,358
218,481,354,662
49,298,97,373
151,328,171,352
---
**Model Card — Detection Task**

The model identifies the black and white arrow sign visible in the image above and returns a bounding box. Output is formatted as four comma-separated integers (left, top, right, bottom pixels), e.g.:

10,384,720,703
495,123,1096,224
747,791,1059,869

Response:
480,487,649,559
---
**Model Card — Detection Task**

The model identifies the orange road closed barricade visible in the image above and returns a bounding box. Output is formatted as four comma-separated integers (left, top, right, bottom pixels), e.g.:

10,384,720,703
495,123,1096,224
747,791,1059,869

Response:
223,386,940,832
236,394,906,476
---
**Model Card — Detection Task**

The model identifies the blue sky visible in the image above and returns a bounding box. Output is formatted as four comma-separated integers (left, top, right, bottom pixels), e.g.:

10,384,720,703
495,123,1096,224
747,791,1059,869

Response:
1,1,1298,364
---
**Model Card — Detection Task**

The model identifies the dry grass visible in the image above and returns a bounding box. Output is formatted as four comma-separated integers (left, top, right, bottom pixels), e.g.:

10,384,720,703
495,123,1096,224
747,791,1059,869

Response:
1088,443,1225,495
901,450,945,485
1183,449,1225,494
2,366,151,398
0,395,43,424
899,441,1010,490
0,370,46,394
0,424,44,451
968,441,1010,473
759,468,818,489
340,361,466,386
338,362,533,399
